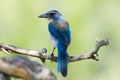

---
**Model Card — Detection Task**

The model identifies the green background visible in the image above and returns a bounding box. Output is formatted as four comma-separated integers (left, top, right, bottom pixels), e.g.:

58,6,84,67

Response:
0,0,120,80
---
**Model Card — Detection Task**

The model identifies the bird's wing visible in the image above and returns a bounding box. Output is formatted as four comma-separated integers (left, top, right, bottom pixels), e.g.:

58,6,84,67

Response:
48,20,71,47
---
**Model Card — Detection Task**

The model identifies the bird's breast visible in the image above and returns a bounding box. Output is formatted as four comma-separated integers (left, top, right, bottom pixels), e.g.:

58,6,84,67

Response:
50,34,58,48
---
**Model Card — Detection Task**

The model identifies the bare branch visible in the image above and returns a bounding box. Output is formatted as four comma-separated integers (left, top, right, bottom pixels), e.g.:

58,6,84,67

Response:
69,39,109,62
0,56,56,80
0,39,109,63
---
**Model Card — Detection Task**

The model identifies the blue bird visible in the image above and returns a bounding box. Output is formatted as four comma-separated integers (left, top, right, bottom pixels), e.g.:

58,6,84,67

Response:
38,10,71,77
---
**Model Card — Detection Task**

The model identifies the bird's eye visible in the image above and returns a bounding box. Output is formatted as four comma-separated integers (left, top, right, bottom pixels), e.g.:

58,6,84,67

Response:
49,13,56,16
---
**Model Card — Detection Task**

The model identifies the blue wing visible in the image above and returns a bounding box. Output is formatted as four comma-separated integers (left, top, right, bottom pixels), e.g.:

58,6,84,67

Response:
48,20,71,47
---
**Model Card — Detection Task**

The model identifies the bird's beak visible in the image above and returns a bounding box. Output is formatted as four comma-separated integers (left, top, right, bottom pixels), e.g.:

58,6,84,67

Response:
38,13,48,18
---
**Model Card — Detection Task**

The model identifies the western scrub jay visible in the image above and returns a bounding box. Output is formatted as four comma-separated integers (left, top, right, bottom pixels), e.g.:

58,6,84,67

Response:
38,10,71,77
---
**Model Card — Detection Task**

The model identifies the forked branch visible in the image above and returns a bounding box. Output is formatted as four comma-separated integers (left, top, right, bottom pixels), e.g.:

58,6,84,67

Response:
0,39,109,63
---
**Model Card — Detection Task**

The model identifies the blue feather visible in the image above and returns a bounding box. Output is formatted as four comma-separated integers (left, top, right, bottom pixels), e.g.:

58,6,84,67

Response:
39,10,71,77
57,42,68,77
48,20,70,77
48,21,71,47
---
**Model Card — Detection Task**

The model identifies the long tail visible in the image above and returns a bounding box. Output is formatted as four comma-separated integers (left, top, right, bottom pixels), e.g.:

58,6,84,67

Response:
57,42,68,77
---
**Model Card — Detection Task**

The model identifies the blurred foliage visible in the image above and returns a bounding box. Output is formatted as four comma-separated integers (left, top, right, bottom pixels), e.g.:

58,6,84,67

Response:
0,0,120,80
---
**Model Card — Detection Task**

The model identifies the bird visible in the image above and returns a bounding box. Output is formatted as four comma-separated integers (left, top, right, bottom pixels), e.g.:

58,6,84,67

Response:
38,10,71,77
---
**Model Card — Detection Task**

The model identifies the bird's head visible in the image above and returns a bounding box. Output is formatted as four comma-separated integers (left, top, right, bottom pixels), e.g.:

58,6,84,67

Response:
38,10,64,21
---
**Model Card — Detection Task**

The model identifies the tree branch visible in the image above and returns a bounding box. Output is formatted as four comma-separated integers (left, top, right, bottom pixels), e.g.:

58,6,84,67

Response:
0,39,109,63
0,56,56,80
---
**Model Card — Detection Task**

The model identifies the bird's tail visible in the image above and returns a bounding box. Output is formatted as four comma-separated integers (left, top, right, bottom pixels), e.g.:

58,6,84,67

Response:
57,42,68,77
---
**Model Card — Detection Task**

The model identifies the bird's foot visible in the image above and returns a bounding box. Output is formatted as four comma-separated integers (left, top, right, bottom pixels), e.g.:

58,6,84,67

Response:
51,53,54,62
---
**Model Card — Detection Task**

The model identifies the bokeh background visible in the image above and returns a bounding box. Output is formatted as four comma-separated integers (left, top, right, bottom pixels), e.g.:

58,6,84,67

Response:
0,0,120,80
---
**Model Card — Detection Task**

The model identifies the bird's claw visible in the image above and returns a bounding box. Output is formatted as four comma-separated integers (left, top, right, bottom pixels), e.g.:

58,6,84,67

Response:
51,53,54,62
